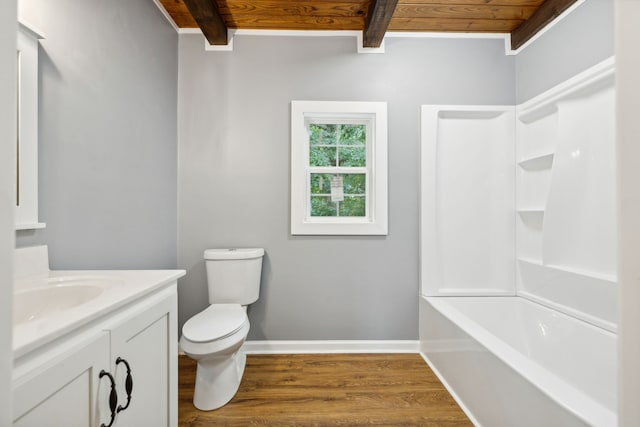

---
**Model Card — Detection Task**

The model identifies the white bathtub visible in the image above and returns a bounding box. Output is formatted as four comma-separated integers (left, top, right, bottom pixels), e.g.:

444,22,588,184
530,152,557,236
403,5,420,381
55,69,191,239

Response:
420,296,616,427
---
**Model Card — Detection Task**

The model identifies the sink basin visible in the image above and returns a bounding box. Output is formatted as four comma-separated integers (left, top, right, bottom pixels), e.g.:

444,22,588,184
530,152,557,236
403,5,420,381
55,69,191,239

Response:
14,277,120,324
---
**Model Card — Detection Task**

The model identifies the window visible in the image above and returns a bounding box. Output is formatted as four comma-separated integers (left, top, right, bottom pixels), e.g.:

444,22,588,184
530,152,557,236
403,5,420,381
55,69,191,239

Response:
291,101,388,235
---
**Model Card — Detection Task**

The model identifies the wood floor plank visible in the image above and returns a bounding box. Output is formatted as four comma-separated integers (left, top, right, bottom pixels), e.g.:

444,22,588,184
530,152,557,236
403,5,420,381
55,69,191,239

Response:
179,353,472,426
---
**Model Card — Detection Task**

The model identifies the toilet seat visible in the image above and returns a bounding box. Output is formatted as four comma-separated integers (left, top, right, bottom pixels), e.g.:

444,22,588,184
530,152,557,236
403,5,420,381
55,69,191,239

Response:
182,304,248,343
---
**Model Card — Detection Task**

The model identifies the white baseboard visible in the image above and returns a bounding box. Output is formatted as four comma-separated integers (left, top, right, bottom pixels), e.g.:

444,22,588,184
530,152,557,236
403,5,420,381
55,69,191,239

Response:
241,340,419,354
179,340,420,356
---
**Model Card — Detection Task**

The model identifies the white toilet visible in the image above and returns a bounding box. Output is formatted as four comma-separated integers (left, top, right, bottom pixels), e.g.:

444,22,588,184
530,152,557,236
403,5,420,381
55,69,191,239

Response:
179,248,264,411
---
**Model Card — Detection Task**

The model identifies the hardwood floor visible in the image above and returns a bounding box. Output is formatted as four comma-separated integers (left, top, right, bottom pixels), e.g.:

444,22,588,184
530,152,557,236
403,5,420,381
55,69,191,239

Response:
178,353,472,426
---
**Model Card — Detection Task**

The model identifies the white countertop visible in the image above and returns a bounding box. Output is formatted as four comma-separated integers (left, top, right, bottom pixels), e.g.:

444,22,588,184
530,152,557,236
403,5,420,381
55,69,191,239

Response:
13,269,185,358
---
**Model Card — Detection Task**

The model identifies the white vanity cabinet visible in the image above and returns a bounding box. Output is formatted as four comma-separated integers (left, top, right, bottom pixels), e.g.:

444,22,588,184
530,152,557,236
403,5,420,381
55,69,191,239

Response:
108,286,178,427
12,283,178,427
13,332,110,427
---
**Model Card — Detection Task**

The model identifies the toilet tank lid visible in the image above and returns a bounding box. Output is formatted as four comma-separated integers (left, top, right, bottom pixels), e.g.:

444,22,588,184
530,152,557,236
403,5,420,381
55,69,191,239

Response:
204,248,264,260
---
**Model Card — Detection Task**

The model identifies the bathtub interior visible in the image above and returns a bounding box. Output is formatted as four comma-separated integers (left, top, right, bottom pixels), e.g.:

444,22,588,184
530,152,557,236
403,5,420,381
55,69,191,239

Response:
427,296,616,414
421,296,616,427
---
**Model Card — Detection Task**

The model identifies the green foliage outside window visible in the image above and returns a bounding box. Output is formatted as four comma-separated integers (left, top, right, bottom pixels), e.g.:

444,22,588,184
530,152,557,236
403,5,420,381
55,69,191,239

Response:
310,197,337,216
310,174,365,195
339,196,365,216
308,123,368,218
309,124,366,167
310,196,365,217
309,124,365,146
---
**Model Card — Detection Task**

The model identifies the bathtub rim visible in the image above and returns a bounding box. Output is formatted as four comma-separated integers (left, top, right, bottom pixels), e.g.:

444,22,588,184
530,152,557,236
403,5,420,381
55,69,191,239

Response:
421,295,616,427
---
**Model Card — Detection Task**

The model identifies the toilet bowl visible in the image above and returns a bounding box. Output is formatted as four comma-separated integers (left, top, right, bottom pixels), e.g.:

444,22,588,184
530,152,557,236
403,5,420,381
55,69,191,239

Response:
180,248,264,411
180,304,250,410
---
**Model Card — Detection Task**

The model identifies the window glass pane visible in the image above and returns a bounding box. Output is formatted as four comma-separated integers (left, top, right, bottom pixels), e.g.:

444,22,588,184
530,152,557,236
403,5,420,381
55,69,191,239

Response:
338,146,366,167
310,173,332,194
311,173,365,194
309,146,336,166
339,196,366,217
343,174,365,194
309,124,338,145
310,175,367,217
339,124,366,146
310,196,337,216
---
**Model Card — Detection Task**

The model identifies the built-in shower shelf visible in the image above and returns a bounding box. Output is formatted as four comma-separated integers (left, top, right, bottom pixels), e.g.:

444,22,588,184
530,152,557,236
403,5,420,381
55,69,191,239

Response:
517,210,544,230
516,257,543,266
517,209,544,218
545,263,617,283
517,209,544,214
517,153,554,171
517,258,617,284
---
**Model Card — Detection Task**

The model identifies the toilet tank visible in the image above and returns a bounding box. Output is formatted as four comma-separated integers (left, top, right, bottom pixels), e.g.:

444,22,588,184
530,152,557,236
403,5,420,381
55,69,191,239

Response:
204,248,264,305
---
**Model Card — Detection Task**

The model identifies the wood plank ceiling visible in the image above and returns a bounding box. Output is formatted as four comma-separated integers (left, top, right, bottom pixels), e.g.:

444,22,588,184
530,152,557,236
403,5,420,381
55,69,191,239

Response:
158,0,577,50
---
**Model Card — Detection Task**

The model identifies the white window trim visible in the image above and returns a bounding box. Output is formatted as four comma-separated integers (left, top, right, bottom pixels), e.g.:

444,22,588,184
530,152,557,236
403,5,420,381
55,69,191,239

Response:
291,100,388,235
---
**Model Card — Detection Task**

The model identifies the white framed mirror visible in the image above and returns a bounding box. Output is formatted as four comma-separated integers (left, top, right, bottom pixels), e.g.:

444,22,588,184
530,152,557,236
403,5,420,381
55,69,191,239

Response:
15,21,44,230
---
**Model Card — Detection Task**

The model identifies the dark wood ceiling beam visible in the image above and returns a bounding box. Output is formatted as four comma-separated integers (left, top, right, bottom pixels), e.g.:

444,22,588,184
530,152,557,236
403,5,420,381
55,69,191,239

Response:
183,0,228,45
363,0,399,48
510,0,578,50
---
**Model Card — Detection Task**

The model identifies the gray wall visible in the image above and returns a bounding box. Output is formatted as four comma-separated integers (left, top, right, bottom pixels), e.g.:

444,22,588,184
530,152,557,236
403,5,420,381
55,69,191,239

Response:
1,0,17,423
515,0,614,103
177,35,515,340
16,0,179,270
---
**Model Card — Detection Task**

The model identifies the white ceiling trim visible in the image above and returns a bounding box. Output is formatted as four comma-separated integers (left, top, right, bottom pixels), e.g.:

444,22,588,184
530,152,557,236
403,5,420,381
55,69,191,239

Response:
153,0,586,56
180,28,511,55
152,0,179,32
508,0,586,55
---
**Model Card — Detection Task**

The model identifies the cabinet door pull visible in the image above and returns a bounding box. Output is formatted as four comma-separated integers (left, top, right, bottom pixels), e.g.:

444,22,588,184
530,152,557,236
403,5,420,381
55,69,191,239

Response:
99,370,118,427
116,357,133,413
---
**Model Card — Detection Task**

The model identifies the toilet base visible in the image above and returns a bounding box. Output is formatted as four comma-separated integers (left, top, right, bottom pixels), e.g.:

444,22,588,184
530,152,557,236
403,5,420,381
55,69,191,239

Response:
193,350,247,411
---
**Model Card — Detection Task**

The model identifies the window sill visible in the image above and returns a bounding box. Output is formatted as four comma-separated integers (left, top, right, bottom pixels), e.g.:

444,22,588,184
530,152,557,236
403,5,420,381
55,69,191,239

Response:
292,220,387,236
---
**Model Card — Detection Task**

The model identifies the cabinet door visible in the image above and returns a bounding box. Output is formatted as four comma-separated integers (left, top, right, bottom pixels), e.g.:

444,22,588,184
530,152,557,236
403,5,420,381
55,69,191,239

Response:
13,332,111,427
109,286,178,427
